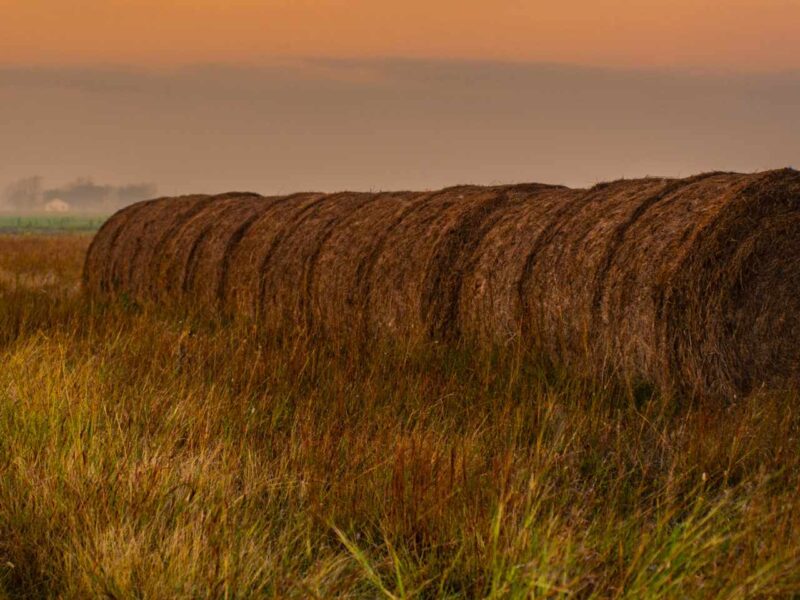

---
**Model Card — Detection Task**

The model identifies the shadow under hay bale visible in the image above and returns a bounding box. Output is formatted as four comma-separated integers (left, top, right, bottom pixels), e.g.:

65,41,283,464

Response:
84,170,800,400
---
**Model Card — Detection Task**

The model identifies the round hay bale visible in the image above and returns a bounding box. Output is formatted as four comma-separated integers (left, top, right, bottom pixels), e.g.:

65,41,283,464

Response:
656,169,800,397
223,192,326,319
308,191,420,340
458,184,575,343
363,185,523,339
110,195,217,301
592,173,751,393
83,198,152,296
523,177,684,380
149,196,218,306
177,194,266,311
269,191,386,331
84,169,800,399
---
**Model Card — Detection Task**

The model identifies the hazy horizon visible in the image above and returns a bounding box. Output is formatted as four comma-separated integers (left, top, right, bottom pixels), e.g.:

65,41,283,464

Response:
2,58,799,212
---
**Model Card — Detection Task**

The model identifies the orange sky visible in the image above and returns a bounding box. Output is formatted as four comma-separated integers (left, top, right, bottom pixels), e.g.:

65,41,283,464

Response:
0,0,798,70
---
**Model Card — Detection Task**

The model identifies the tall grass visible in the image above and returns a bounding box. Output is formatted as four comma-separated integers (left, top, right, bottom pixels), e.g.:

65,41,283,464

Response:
0,234,799,598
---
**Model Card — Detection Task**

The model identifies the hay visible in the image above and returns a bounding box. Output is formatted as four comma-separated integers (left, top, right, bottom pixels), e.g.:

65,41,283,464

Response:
657,170,800,397
309,191,420,338
172,194,265,310
361,186,534,339
85,169,800,398
256,192,382,329
106,195,217,299
458,184,574,342
83,199,151,295
222,192,326,318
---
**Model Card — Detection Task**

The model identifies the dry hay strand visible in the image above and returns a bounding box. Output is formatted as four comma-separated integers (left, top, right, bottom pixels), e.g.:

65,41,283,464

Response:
84,169,800,399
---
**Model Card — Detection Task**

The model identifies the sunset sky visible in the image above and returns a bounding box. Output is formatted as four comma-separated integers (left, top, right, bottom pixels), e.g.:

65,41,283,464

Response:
2,0,798,70
1,1,798,209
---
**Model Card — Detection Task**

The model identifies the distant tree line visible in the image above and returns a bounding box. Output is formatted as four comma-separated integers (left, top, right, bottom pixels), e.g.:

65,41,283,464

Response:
1,176,157,213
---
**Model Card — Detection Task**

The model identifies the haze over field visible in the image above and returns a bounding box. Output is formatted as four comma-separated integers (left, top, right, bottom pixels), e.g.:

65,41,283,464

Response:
2,60,799,210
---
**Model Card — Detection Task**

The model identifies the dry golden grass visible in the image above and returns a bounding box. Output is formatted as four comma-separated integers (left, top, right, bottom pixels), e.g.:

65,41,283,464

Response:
2,233,800,598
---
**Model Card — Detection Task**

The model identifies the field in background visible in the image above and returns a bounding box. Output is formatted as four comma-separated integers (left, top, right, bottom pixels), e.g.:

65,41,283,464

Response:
0,215,106,234
1,233,800,598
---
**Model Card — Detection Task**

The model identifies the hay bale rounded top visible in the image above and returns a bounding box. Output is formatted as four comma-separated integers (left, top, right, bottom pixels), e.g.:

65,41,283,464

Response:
84,169,800,399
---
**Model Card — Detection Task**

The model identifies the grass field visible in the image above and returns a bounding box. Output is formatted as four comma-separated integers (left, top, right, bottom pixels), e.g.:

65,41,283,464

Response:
1,234,800,598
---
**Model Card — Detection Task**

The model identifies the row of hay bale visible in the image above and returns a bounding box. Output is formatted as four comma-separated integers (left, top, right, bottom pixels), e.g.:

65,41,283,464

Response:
84,169,800,399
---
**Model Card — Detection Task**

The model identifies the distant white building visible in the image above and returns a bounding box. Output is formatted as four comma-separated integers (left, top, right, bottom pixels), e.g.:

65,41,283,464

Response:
44,198,70,213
